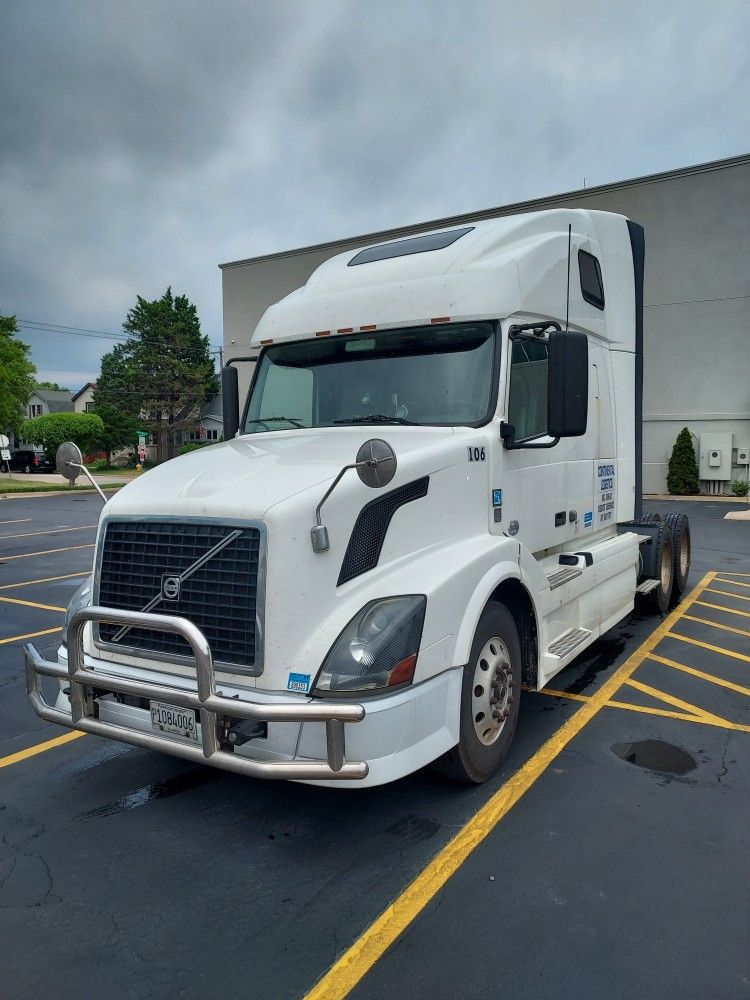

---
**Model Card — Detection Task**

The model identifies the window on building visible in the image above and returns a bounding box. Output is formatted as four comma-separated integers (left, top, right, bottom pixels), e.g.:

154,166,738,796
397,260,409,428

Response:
578,250,605,309
29,404,43,418
507,337,549,442
85,401,94,412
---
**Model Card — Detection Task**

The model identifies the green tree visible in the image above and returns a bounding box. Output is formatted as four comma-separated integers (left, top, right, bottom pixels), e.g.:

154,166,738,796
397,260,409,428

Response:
0,314,37,433
94,402,141,464
35,381,71,392
21,412,104,459
94,288,218,461
666,427,700,495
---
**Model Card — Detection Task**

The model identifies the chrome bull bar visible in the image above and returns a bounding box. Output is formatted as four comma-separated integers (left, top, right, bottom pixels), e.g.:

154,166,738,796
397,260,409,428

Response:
24,605,368,781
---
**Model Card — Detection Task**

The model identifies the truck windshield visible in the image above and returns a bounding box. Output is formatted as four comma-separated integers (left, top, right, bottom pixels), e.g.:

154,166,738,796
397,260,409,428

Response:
243,321,496,433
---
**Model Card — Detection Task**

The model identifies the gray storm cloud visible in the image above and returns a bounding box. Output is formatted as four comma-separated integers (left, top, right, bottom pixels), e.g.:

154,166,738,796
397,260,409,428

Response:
1,0,748,385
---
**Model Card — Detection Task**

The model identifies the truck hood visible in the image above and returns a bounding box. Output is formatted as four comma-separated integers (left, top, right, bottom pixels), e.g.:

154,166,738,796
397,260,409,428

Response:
104,426,456,521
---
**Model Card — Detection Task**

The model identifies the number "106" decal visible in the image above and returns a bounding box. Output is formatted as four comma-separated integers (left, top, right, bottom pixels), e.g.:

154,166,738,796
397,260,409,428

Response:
467,446,486,462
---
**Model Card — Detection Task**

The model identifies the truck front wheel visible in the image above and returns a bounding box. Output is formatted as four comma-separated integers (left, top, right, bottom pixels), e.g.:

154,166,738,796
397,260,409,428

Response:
433,603,522,784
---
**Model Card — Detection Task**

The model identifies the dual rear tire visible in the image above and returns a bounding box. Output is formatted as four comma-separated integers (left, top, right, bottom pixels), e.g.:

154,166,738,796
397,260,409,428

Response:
638,511,691,613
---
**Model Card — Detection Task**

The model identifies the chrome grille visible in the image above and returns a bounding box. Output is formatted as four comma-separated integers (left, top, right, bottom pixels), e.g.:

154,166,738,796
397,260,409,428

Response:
96,520,262,672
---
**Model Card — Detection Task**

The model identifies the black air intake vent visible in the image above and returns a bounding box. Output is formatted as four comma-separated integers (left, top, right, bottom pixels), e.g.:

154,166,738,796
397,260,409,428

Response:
338,477,429,586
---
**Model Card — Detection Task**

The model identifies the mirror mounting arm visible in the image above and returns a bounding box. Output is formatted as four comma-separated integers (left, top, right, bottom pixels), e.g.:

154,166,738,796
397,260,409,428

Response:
500,422,560,451
66,463,108,502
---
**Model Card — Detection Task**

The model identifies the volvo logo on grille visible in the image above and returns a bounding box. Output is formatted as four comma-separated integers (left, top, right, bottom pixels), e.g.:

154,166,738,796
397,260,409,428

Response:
161,574,181,601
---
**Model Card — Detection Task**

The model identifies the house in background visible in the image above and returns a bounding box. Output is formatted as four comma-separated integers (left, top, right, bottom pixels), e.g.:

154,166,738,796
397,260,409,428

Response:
72,382,96,412
183,392,223,447
14,387,74,449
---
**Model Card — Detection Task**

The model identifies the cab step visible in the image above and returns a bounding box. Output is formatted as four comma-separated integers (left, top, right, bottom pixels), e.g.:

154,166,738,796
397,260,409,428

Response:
636,578,660,594
547,627,592,658
546,566,583,590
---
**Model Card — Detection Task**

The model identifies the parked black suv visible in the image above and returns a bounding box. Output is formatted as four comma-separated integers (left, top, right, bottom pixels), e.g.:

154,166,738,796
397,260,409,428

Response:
8,450,55,473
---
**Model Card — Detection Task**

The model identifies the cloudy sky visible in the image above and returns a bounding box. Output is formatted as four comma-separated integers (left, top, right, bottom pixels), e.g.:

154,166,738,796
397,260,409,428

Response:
1,0,748,388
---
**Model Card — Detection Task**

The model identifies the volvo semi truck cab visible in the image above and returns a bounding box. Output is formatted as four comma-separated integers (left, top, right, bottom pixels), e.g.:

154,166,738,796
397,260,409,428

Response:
25,209,691,786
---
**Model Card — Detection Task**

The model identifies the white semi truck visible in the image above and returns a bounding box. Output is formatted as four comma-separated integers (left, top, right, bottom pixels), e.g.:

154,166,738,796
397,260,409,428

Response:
25,209,691,786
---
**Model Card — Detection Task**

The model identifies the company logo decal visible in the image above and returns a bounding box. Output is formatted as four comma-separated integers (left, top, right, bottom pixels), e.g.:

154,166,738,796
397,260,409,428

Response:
161,574,181,601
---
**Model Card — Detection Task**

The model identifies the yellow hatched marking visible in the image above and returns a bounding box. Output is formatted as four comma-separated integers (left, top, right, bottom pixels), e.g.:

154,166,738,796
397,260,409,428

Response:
626,677,730,726
0,731,84,770
526,686,589,704
604,698,750,732
302,572,715,1000
680,614,750,639
717,572,750,578
705,587,750,603
649,652,750,697
667,631,750,663
715,577,750,590
0,595,66,613
0,625,62,646
694,600,750,620
0,524,97,541
0,571,89,591
1,543,94,561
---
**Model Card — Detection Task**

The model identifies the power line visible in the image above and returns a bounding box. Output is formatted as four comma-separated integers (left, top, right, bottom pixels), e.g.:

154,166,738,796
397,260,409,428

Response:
17,318,223,355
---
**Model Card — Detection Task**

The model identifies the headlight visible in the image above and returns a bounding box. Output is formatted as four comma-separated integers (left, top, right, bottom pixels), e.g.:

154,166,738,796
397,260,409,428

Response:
313,596,426,695
61,576,93,648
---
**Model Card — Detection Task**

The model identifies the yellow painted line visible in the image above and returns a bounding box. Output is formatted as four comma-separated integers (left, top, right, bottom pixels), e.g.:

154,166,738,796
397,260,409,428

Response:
706,587,750,603
667,631,750,663
0,625,62,646
715,577,750,590
717,571,750,578
303,571,715,1000
0,731,85,770
680,614,750,639
0,518,31,525
604,698,750,732
0,524,97,541
625,677,729,725
0,595,66,613
527,686,590,704
694,600,750,620
649,652,750,698
0,571,88,591
1,543,94,561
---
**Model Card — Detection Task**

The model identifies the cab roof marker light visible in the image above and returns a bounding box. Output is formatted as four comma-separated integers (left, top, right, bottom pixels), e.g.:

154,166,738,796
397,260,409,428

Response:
260,338,273,345
431,316,451,324
360,324,377,332
315,330,331,337
337,327,354,334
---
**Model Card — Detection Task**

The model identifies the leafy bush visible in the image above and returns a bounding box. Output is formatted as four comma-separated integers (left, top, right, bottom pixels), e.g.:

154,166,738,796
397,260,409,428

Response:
177,442,207,456
731,479,749,497
20,411,104,458
666,428,700,495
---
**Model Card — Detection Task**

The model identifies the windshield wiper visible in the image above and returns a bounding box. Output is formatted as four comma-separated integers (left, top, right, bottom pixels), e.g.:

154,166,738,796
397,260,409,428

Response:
246,416,305,428
334,413,419,426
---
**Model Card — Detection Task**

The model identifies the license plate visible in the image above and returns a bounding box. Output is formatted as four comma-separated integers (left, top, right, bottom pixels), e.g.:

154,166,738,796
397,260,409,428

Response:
150,701,199,742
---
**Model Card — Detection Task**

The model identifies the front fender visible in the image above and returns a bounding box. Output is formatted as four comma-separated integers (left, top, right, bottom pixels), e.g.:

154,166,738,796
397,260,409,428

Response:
452,560,531,666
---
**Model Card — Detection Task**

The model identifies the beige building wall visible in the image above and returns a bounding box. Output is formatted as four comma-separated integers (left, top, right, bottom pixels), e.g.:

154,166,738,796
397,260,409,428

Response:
221,155,750,494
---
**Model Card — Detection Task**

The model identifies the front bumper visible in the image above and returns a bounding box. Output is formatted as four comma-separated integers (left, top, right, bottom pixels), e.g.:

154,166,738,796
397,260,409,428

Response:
24,605,368,782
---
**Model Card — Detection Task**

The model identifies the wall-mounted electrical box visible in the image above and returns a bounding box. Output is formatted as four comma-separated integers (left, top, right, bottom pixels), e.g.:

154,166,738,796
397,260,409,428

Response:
699,433,732,481
736,446,750,467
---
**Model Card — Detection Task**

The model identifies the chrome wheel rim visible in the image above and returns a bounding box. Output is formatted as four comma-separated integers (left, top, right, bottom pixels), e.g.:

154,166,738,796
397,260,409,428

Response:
471,636,514,746
679,532,689,577
661,536,673,593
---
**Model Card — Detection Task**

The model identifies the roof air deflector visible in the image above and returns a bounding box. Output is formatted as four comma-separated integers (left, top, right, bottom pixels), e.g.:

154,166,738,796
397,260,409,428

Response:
348,226,474,266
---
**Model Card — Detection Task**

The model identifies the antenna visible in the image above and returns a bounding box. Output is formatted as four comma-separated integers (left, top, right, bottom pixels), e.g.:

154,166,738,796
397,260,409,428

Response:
564,223,572,332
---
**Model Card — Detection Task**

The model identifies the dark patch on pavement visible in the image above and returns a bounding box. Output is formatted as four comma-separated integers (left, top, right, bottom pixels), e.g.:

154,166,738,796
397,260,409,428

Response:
611,739,697,775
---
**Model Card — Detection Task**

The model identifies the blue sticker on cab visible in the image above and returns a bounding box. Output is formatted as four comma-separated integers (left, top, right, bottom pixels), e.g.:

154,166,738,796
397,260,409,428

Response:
584,511,593,528
492,489,503,506
287,672,311,693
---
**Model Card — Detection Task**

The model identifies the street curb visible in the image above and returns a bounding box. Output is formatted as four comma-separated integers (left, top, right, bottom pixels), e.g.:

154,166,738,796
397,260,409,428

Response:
0,487,124,500
644,493,750,503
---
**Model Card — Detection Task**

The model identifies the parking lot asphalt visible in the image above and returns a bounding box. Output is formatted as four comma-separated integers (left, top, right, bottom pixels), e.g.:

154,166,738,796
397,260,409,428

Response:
1,494,748,1000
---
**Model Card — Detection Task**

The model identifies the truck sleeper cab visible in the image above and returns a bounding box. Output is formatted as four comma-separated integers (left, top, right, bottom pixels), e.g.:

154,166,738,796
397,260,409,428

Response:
24,209,690,787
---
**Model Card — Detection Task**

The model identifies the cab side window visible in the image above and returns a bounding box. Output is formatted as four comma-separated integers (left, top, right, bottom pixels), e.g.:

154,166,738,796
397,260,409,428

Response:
579,250,605,309
507,338,548,441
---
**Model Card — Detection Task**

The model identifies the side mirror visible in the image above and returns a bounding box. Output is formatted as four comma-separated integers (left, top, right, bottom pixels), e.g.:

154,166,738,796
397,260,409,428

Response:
222,365,240,441
55,441,107,503
547,330,588,438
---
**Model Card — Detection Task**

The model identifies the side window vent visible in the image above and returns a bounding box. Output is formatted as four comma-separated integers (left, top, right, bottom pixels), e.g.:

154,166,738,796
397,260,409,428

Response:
578,250,605,310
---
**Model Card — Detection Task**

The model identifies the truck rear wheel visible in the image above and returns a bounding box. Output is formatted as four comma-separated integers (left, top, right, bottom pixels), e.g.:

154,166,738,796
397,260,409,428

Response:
665,512,691,605
637,521,674,615
433,603,522,784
